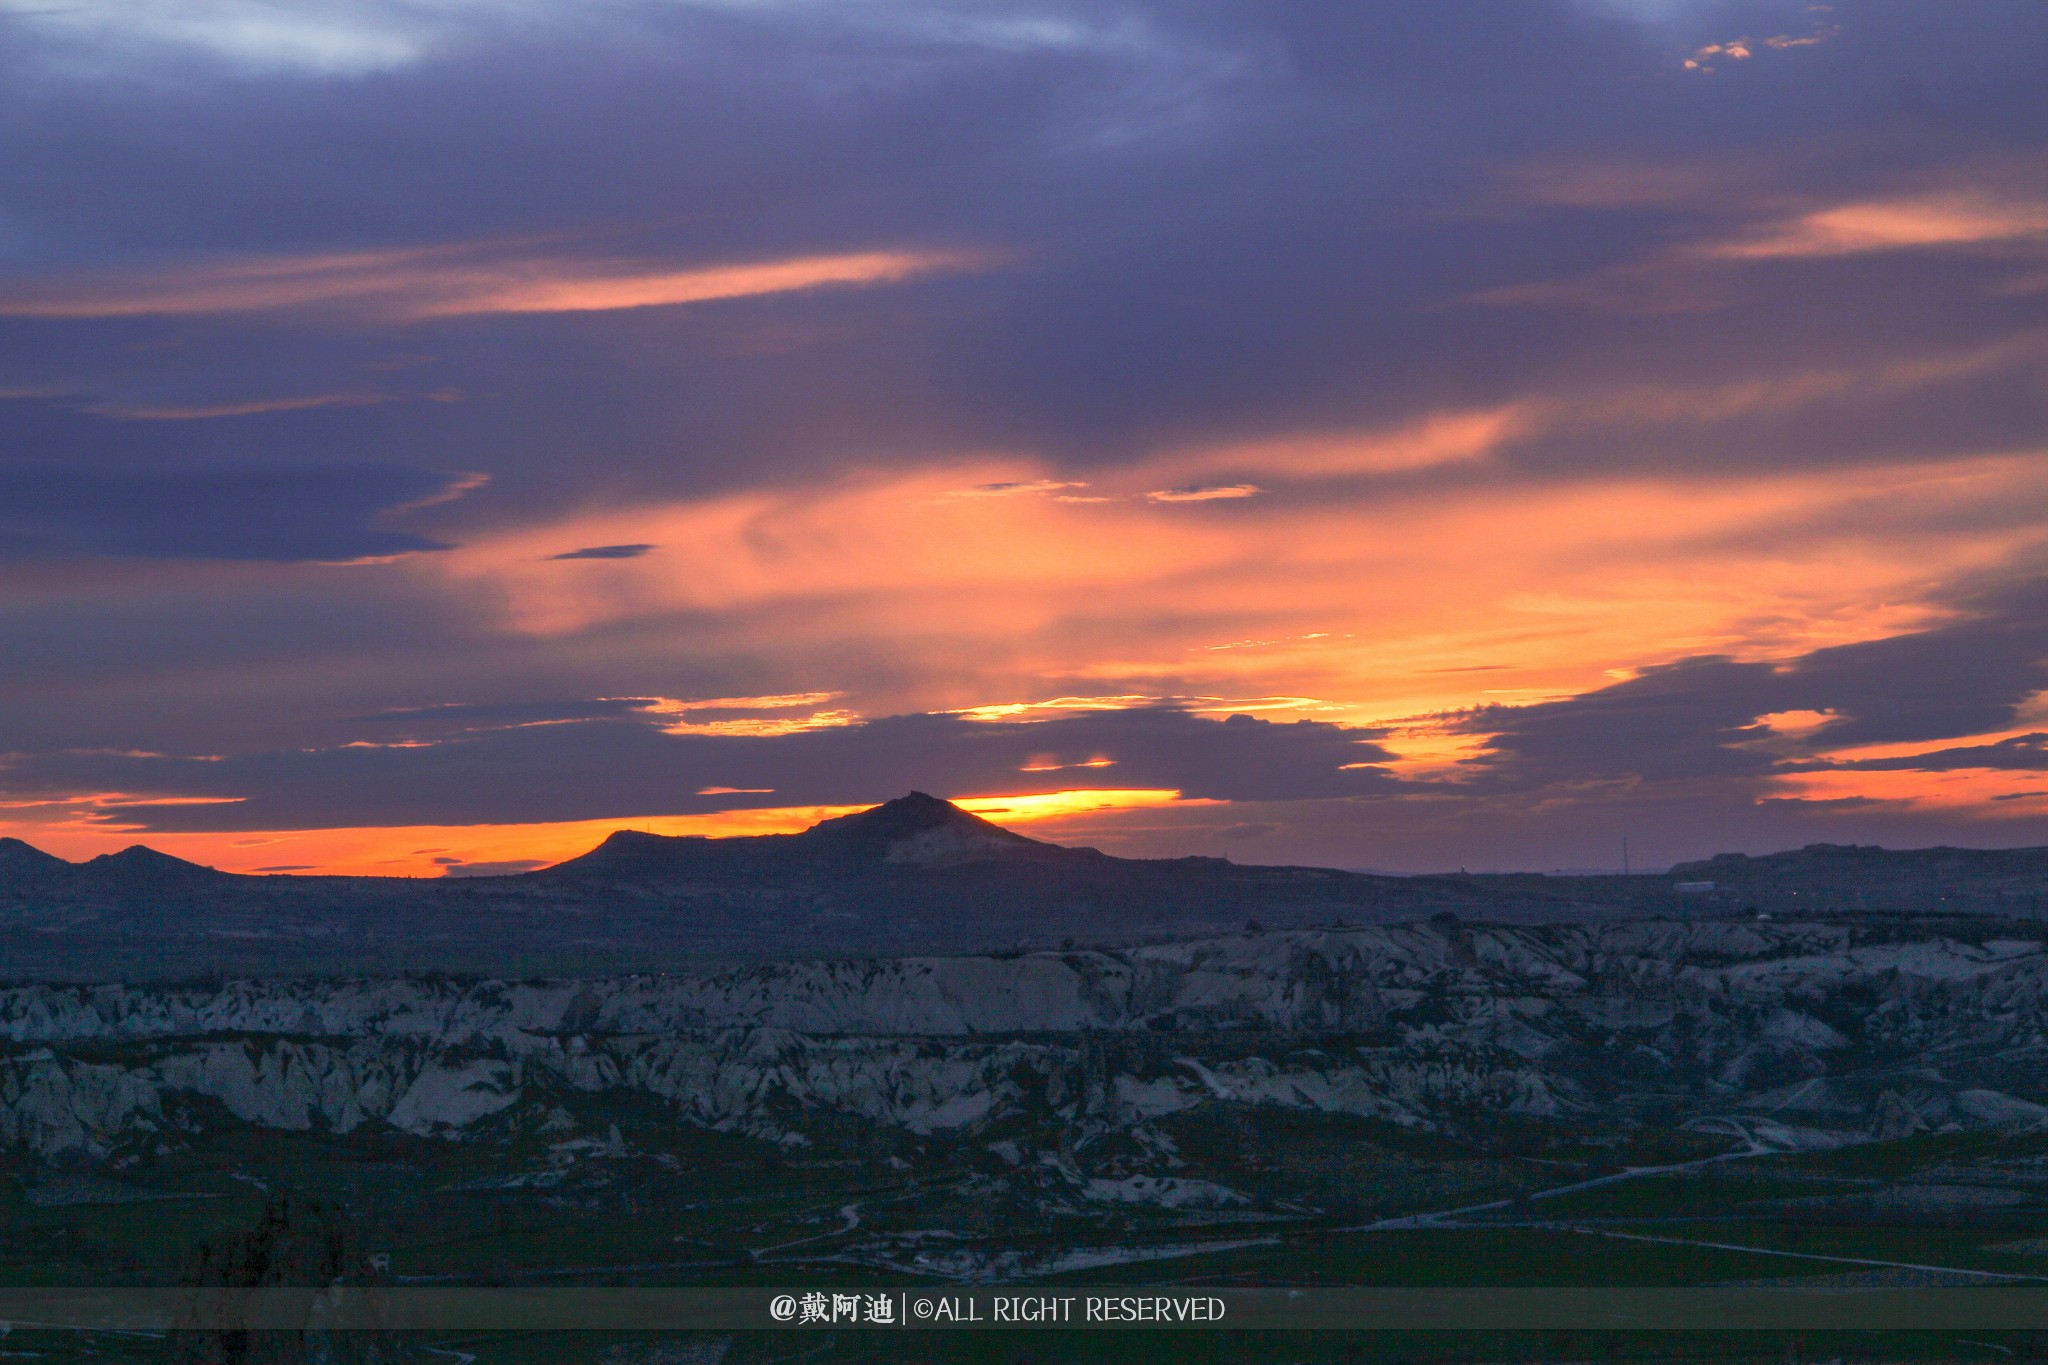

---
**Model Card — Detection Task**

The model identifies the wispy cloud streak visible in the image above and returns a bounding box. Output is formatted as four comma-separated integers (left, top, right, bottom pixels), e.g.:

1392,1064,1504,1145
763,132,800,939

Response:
0,244,990,322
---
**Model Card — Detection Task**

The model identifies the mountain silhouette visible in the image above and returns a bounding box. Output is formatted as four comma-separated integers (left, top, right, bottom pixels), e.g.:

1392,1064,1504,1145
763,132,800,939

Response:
799,791,1056,864
4,795,2047,982
548,792,1064,883
0,836,66,872
79,845,224,884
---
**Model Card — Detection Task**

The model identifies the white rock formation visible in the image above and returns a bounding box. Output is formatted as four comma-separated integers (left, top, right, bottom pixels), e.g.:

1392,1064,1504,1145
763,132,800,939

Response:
2,920,2043,1160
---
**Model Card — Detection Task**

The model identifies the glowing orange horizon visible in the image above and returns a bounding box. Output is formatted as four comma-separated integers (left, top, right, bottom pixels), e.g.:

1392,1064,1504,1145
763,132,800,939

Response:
0,788,1199,877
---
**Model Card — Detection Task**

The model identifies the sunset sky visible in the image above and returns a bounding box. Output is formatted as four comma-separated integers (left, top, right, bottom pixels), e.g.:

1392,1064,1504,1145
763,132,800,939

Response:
4,0,2048,876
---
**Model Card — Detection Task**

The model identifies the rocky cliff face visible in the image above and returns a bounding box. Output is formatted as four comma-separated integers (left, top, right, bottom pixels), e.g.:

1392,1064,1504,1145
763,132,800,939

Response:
3,918,2045,1163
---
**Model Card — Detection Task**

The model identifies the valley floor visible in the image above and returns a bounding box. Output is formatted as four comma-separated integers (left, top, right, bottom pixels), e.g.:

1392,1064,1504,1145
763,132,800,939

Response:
6,916,2048,1361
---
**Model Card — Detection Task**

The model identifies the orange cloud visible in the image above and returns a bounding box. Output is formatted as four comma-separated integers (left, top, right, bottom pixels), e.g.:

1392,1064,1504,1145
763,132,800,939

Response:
429,461,1236,635
951,788,1193,820
948,479,1093,498
0,242,989,321
655,710,859,737
951,695,1164,721
1769,767,2048,817
1151,407,1527,480
1683,20,1840,73
1706,194,2048,260
1145,483,1262,503
420,440,2045,742
1477,158,2048,313
413,249,986,318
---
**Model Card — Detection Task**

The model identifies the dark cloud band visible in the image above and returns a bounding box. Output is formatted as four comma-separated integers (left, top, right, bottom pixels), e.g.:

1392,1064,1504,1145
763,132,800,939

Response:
0,462,477,562
1,706,1401,831
1459,572,2048,787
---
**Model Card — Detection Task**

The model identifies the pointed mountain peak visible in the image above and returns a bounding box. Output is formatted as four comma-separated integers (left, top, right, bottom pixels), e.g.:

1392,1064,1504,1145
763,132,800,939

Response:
542,793,1072,883
801,793,1049,866
90,844,193,866
0,836,64,865
806,792,1008,837
539,826,714,880
0,837,67,882
592,829,697,853
82,845,221,878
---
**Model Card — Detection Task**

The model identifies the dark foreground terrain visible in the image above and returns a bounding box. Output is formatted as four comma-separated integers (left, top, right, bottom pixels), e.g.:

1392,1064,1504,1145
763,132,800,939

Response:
5,908,2048,1361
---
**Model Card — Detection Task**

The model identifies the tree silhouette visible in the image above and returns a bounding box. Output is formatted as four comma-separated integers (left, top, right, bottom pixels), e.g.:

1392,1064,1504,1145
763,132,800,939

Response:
175,1193,391,1365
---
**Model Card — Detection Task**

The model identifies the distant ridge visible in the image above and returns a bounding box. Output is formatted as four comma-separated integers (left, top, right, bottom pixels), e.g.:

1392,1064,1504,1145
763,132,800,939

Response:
0,840,223,882
4,795,2048,982
1669,842,2048,911
1673,842,2048,875
12,799,2048,891
24,844,228,901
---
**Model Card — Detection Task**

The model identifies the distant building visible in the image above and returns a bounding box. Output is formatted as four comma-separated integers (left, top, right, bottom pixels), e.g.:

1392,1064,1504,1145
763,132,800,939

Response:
1673,880,1715,893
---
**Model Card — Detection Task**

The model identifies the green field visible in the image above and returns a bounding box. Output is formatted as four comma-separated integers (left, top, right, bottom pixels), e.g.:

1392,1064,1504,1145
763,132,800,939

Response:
5,1092,2047,1363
